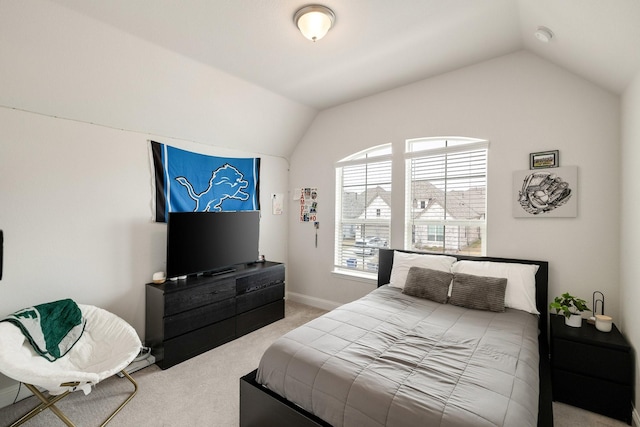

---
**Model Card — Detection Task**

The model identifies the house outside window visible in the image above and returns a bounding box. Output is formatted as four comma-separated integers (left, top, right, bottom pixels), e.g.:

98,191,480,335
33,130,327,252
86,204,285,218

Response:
335,144,392,274
405,137,488,255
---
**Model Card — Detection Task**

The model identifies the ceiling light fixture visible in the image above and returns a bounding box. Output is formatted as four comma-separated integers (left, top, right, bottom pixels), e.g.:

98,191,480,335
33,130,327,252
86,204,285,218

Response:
294,5,335,42
534,26,554,43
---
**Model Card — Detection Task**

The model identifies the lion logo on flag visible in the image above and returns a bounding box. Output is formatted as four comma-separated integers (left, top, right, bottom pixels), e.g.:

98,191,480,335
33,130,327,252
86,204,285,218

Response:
175,163,250,212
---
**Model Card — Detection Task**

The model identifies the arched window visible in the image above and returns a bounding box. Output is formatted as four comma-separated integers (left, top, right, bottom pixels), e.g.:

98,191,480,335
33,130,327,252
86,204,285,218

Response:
335,144,392,274
405,137,488,255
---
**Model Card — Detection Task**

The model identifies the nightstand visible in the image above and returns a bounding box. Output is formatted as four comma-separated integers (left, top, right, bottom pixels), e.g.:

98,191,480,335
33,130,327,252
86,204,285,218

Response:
550,314,633,424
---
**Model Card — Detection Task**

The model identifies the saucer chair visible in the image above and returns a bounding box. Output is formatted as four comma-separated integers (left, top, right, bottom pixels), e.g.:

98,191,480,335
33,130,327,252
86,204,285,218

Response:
0,304,142,427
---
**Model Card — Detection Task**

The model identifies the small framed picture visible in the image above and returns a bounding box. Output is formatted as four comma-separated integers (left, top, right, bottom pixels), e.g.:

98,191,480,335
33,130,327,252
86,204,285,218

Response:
530,150,559,169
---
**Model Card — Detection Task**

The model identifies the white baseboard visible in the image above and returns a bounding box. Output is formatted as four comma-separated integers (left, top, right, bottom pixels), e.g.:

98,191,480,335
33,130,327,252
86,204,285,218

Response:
286,292,342,311
0,381,33,410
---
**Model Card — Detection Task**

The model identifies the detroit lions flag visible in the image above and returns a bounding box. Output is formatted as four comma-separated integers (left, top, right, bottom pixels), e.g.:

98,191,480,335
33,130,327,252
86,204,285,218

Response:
150,141,260,222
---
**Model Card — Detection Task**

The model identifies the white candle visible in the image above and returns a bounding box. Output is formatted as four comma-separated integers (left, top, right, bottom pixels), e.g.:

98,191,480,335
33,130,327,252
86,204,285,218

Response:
595,314,612,332
152,271,166,284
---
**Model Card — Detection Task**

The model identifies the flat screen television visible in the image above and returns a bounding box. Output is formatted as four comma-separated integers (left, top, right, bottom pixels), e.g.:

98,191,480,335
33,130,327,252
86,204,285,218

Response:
166,211,260,278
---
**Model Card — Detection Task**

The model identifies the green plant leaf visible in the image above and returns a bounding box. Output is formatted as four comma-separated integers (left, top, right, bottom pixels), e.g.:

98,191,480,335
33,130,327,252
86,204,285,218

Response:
549,292,590,318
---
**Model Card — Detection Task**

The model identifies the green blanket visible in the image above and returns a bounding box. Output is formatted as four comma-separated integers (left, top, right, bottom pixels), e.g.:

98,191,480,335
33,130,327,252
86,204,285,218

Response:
0,299,86,362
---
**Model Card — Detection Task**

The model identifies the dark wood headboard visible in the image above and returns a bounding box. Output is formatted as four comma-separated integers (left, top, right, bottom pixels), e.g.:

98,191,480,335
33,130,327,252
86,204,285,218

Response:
377,248,550,340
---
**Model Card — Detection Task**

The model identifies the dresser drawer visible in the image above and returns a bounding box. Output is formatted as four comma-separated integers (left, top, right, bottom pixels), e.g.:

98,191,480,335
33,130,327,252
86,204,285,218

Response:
553,369,632,423
553,338,632,384
160,317,236,369
236,265,284,294
164,297,236,340
236,283,284,314
164,279,235,315
237,299,285,336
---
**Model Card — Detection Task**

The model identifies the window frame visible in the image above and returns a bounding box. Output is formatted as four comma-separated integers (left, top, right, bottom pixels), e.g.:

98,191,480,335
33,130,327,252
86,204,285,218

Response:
404,137,488,256
334,144,392,277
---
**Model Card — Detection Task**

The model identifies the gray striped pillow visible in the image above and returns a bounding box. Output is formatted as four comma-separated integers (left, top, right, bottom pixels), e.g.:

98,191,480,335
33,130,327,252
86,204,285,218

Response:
402,266,452,304
449,272,507,312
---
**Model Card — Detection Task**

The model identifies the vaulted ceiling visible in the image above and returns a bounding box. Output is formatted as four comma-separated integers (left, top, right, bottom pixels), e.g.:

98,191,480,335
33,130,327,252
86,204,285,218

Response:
50,0,640,110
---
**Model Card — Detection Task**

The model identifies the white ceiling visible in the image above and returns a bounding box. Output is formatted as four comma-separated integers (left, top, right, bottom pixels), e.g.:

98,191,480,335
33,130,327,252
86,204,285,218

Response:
47,0,640,110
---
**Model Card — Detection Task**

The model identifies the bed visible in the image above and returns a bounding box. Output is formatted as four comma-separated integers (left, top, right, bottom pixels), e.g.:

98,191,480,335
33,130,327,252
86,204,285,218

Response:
240,249,553,427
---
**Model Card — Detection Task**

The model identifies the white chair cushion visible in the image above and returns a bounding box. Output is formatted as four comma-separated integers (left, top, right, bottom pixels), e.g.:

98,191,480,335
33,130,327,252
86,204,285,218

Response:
0,304,141,394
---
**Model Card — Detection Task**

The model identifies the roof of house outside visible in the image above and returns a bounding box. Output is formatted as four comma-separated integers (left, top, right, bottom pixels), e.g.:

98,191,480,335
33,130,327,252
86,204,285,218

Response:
342,181,485,221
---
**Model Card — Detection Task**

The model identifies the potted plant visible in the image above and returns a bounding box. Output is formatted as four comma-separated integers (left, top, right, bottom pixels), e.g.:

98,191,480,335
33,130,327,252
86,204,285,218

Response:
549,292,591,327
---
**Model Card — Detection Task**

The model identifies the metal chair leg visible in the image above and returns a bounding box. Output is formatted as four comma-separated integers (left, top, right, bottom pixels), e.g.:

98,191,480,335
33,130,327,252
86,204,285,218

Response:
100,370,138,427
9,371,138,427
10,384,74,427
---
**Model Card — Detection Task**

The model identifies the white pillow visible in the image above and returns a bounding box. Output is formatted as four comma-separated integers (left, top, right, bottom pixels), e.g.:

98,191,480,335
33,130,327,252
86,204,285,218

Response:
389,251,457,289
451,260,540,314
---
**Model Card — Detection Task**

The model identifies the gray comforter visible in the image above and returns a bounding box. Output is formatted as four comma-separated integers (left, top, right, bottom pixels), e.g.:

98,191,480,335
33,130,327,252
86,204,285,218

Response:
256,285,540,427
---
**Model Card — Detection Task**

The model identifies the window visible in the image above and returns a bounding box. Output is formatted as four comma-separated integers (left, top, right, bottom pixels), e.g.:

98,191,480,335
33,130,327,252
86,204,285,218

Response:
405,137,487,255
335,144,392,274
427,225,444,242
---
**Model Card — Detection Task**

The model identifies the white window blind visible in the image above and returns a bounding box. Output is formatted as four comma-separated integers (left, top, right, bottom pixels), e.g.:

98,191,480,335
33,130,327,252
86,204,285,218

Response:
405,137,487,255
335,145,392,274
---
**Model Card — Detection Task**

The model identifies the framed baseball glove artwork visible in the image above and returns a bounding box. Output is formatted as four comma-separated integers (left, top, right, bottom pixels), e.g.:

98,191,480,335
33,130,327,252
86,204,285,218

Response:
513,166,577,218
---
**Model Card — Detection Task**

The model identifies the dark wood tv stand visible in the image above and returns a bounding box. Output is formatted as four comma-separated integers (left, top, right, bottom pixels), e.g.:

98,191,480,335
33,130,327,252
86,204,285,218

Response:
145,261,284,369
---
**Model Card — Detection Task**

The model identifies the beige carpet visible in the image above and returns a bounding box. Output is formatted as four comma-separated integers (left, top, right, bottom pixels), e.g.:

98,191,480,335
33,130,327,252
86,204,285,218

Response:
0,301,631,427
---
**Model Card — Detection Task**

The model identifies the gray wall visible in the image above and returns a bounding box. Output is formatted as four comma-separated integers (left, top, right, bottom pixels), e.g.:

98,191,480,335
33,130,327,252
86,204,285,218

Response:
621,68,640,415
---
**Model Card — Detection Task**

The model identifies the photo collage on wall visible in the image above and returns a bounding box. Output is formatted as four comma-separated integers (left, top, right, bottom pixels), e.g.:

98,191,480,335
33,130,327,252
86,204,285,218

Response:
298,187,318,223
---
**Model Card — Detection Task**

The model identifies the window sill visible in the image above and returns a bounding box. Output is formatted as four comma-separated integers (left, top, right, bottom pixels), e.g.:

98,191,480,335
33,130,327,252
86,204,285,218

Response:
331,268,377,285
